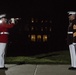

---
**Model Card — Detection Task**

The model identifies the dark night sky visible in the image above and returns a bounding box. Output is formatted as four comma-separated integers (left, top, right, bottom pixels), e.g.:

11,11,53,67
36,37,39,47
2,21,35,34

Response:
0,0,75,55
0,0,75,37
0,1,71,14
1,0,76,51
1,0,75,40
0,0,76,17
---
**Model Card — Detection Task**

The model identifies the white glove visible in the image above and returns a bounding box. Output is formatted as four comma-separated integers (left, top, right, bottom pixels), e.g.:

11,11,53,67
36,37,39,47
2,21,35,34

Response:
11,18,15,24
0,20,2,24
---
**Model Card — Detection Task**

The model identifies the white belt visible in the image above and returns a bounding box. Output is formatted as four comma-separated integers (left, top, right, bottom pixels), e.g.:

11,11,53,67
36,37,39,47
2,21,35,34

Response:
67,32,73,34
0,32,9,34
73,43,76,45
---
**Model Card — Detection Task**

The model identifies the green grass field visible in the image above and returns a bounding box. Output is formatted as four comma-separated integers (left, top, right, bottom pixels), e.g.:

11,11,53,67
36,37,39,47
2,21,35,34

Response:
5,50,71,64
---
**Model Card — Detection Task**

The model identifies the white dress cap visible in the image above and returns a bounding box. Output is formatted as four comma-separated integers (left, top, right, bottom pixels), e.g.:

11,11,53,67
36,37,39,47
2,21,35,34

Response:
0,14,6,18
68,11,76,15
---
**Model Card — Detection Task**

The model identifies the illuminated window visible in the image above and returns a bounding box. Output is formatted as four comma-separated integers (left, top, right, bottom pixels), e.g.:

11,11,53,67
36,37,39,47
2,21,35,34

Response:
43,35,48,42
31,18,34,23
28,35,30,38
41,28,43,31
31,27,34,30
31,35,36,42
49,28,51,31
41,20,43,23
45,27,47,31
37,35,41,41
45,27,47,29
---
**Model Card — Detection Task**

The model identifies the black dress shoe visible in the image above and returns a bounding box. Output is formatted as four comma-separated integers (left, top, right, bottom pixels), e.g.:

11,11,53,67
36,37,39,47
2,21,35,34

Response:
0,67,8,70
68,67,76,70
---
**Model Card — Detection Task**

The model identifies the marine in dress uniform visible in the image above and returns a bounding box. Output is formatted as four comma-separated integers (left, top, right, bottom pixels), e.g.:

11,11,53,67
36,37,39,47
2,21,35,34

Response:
67,11,76,70
0,14,15,70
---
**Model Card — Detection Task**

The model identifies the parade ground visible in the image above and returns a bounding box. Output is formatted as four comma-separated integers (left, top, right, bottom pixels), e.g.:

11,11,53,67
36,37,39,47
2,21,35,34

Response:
0,64,76,75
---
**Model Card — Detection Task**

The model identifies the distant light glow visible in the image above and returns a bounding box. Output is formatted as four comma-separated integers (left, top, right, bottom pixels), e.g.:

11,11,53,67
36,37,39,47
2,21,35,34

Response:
31,27,34,30
31,35,36,42
45,27,47,29
49,28,51,31
37,35,41,41
41,20,43,23
49,20,52,23
41,28,43,31
43,35,47,42
31,18,34,23
37,35,41,39
28,35,30,38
